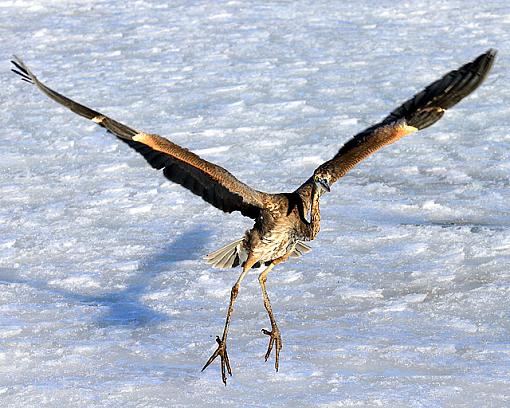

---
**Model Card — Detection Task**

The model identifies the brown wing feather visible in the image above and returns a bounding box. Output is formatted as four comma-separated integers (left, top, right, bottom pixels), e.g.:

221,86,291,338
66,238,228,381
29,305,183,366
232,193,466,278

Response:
318,121,418,184
124,133,267,217
11,56,268,219
297,49,496,192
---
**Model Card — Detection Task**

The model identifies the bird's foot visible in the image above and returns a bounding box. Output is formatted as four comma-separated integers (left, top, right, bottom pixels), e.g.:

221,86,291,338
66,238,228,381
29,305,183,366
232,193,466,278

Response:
202,336,232,385
261,325,282,371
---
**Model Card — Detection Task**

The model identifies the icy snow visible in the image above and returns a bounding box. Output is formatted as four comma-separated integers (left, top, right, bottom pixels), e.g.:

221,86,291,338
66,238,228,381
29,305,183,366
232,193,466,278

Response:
2,0,510,407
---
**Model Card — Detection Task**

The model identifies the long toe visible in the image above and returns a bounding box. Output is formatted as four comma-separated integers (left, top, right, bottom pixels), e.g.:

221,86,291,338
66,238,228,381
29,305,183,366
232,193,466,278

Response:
202,336,232,385
261,327,283,371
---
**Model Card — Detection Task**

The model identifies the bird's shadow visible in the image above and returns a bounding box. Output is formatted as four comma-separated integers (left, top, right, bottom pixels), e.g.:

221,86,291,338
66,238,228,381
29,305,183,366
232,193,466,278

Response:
1,225,212,327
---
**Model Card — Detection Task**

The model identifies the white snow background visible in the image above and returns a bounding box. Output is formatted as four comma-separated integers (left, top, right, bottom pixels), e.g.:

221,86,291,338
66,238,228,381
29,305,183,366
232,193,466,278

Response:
1,1,510,407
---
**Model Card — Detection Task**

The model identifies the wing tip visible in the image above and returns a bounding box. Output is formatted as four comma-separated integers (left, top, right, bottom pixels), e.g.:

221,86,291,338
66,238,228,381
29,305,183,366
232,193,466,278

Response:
11,55,34,84
480,49,497,78
471,48,497,81
397,48,496,130
486,48,497,58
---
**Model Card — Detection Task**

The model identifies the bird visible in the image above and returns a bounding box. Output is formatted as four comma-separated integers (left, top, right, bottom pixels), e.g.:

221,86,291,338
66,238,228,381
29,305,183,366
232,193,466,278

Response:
11,49,496,385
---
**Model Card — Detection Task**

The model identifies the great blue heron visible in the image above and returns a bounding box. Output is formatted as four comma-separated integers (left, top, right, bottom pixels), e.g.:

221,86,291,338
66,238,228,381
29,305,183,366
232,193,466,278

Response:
11,49,496,385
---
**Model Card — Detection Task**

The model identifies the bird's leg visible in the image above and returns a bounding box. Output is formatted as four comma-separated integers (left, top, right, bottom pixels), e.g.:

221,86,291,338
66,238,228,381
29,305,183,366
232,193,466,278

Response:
202,255,258,385
259,263,280,370
258,251,293,371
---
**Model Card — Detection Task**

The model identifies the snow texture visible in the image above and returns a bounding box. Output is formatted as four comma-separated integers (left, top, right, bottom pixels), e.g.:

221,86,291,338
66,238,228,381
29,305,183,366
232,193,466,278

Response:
2,1,510,407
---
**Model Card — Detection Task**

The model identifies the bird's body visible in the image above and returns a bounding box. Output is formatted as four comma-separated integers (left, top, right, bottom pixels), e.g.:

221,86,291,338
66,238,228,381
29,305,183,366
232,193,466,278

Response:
11,49,496,385
247,215,297,264
204,192,310,268
248,198,308,260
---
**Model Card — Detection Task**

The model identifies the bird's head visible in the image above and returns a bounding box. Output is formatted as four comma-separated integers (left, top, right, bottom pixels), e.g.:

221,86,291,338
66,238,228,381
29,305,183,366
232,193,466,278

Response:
313,173,331,194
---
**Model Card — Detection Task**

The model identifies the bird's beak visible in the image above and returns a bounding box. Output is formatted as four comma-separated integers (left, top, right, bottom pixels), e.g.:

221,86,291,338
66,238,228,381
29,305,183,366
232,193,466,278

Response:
315,178,331,193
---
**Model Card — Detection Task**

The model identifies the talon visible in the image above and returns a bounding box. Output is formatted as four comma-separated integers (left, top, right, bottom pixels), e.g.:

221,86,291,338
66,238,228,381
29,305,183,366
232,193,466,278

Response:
262,326,282,371
202,336,232,385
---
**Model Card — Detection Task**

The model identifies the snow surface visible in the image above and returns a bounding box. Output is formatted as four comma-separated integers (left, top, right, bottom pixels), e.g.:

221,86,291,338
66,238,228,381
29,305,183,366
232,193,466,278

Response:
2,1,510,407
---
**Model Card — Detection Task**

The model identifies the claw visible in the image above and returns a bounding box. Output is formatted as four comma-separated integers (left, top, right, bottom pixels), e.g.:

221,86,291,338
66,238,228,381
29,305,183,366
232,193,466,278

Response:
261,326,282,371
202,336,232,385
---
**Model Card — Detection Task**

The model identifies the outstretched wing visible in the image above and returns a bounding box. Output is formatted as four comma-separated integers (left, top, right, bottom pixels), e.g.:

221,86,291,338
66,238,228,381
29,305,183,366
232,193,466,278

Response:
11,57,269,219
297,49,496,193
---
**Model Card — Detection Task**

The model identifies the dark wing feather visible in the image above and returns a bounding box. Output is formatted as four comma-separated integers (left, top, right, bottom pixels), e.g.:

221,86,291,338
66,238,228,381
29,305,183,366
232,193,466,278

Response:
121,137,263,218
11,56,268,219
297,49,496,194
382,49,496,129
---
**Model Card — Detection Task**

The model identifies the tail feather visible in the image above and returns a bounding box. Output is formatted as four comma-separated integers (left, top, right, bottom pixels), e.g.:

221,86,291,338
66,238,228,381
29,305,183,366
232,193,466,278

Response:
290,241,312,257
204,239,312,269
204,239,243,260
204,238,246,269
216,247,238,269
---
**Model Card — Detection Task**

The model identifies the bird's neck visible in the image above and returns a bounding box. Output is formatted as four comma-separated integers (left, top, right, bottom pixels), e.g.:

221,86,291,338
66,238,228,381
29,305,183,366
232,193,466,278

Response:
308,187,321,240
